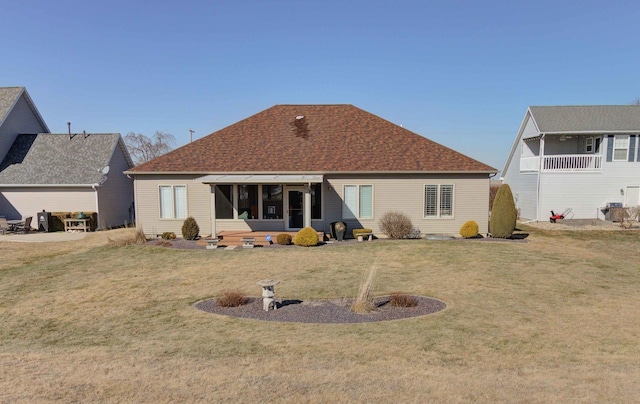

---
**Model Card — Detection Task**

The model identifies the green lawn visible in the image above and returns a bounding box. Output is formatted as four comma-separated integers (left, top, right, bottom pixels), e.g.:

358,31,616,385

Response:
1,227,639,402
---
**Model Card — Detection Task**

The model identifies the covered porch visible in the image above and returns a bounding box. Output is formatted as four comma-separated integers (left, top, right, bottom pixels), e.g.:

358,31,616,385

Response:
196,174,324,236
520,133,604,172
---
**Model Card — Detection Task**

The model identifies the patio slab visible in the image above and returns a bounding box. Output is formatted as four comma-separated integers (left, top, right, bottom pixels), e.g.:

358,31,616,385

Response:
0,232,87,243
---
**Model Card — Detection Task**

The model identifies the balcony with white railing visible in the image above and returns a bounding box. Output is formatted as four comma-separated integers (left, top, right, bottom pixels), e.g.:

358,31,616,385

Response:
520,154,603,172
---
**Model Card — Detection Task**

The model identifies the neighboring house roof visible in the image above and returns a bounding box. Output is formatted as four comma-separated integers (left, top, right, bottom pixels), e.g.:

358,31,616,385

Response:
0,87,50,132
0,133,133,185
129,104,496,174
529,105,640,133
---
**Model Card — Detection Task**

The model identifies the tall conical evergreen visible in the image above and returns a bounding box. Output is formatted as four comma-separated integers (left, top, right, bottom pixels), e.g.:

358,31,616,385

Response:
489,184,517,238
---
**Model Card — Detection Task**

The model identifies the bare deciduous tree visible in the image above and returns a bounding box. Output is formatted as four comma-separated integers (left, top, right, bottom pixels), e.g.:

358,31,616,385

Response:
124,131,176,165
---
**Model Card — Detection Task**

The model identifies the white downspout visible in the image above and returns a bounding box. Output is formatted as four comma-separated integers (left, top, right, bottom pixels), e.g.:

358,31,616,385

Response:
92,184,100,230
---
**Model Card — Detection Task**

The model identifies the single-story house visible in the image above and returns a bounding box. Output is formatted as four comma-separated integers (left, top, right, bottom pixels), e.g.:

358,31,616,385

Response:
0,87,135,229
127,104,497,238
501,105,640,221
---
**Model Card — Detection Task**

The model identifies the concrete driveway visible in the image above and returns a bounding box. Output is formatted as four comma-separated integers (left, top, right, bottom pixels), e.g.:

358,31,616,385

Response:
0,231,87,242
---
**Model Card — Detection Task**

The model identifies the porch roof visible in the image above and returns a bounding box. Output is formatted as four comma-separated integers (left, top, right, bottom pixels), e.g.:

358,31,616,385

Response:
197,174,323,184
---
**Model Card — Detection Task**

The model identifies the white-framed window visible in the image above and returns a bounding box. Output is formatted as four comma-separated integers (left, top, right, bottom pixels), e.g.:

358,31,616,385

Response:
424,184,454,218
614,135,629,161
159,185,187,219
342,185,373,219
586,137,594,153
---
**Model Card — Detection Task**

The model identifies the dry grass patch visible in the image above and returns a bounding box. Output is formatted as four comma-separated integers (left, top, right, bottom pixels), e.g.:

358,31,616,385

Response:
1,227,640,401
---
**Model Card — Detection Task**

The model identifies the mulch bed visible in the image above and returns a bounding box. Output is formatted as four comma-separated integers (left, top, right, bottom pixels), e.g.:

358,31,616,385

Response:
194,296,446,324
145,238,362,249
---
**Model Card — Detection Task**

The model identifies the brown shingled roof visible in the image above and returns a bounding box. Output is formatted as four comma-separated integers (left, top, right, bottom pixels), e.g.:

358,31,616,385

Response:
129,104,496,173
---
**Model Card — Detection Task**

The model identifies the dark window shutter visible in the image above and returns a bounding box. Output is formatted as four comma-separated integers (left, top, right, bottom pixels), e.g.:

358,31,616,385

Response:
629,135,636,162
606,135,613,162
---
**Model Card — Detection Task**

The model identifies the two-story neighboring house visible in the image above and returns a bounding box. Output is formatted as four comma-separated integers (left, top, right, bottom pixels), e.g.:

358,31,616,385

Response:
502,105,640,221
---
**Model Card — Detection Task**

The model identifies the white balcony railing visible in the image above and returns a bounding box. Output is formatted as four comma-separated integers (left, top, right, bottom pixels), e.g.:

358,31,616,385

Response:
520,154,603,172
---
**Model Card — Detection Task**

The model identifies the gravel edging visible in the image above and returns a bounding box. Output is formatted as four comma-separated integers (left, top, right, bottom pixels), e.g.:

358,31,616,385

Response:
194,295,446,324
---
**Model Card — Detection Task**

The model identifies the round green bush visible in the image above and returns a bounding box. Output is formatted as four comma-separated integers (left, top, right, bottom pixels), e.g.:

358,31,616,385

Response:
293,227,319,247
181,216,200,240
489,184,517,238
276,233,292,245
459,221,479,238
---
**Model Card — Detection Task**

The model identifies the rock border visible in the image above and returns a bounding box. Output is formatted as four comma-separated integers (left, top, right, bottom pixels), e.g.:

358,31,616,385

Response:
194,295,447,324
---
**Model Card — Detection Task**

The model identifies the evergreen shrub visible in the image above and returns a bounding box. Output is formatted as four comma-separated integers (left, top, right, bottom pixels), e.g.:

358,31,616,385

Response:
459,221,479,238
181,216,200,240
293,227,319,247
489,184,517,238
276,233,292,245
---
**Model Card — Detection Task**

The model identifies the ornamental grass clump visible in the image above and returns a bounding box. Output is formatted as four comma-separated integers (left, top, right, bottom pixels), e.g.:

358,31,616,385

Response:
351,265,377,314
489,184,517,238
161,232,176,240
181,217,200,240
216,290,249,308
379,211,414,239
276,233,292,245
459,220,479,238
293,227,319,247
107,228,148,247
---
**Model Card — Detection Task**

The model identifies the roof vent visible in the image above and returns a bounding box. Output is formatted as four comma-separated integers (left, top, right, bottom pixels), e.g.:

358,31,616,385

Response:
291,115,310,139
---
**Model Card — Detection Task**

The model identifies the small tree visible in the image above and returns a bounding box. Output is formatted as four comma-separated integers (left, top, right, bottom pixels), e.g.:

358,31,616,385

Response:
124,131,176,165
489,184,517,238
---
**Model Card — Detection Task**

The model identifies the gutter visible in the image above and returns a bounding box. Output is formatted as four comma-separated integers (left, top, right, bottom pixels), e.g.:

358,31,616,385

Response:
125,170,499,176
0,184,99,188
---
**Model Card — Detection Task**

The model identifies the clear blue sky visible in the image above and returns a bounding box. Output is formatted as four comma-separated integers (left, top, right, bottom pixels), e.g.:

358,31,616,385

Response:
2,0,639,170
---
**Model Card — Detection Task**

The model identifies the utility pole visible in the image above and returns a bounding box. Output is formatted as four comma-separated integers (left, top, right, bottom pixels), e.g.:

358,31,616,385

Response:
189,129,194,143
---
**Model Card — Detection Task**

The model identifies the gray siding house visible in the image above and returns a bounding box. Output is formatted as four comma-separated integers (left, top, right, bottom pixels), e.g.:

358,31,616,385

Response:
0,87,135,229
128,104,496,238
502,105,640,221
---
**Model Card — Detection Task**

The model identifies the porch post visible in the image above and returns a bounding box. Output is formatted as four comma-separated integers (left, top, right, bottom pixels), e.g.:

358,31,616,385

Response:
303,184,312,228
210,185,217,238
537,134,545,222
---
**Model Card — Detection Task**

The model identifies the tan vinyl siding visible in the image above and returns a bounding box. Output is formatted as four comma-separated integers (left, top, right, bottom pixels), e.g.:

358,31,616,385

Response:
326,174,490,235
0,187,96,220
134,174,212,237
96,144,134,228
135,173,490,237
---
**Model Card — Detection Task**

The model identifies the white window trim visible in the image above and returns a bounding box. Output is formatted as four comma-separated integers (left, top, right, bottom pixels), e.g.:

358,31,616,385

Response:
585,137,594,153
159,184,188,219
613,135,629,161
342,184,374,219
423,184,455,219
